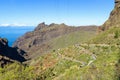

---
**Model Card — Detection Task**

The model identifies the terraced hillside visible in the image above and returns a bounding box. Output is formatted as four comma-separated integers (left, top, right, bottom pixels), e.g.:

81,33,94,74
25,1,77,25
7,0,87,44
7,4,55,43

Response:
28,41,120,80
1,41,120,80
1,26,120,79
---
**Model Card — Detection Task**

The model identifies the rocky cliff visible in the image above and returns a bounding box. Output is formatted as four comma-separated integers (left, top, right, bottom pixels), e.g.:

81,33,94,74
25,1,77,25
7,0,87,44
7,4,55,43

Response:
13,22,97,58
0,38,28,67
101,0,120,31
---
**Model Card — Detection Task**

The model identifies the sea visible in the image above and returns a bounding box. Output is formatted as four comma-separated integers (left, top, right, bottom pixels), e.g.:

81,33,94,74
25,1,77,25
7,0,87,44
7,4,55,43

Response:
0,26,34,46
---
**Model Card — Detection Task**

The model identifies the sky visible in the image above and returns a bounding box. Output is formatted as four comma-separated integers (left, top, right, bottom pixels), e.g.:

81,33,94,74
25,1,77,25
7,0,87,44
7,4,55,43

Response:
0,0,114,26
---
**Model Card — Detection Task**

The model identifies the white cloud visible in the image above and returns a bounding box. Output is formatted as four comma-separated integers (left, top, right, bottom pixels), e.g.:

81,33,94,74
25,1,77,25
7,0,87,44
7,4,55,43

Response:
0,23,29,27
0,24,10,27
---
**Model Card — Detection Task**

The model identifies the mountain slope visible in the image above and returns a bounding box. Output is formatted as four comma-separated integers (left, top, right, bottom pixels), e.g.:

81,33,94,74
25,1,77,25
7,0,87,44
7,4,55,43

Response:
2,42,119,80
0,38,28,67
13,22,97,58
49,30,95,50
25,27,120,79
90,27,120,44
29,43,120,80
100,0,120,31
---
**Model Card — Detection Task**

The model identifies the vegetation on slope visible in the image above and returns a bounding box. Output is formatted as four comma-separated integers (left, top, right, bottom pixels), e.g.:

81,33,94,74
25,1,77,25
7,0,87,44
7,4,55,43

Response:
31,44,120,80
1,26,120,80
13,22,97,59
49,30,96,52
0,42,120,80
0,62,36,80
90,27,120,44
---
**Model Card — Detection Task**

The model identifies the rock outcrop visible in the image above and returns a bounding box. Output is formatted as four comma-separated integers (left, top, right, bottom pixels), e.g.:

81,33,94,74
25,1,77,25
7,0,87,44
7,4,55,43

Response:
34,22,46,31
101,0,120,31
13,22,97,58
0,38,28,67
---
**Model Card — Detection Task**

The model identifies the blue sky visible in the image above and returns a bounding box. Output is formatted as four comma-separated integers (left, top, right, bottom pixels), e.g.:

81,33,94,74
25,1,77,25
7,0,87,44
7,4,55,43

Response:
0,0,114,26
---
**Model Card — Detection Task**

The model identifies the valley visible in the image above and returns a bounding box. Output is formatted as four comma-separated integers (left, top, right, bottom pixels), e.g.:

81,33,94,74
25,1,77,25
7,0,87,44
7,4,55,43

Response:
0,0,120,80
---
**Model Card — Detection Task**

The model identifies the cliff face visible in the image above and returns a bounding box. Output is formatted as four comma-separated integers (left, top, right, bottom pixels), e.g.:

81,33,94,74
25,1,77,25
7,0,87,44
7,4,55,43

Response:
0,38,28,67
13,22,97,58
101,0,120,31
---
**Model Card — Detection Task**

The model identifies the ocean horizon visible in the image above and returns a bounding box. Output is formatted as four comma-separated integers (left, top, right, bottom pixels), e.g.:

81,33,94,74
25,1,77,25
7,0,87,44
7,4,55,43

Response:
0,26,34,46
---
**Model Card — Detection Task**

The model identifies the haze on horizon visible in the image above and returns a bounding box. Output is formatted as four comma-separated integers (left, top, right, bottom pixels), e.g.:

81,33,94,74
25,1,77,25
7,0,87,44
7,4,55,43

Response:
0,0,114,26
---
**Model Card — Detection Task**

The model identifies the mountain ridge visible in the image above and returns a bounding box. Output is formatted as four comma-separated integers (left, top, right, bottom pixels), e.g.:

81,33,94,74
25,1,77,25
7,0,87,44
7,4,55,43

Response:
13,22,97,58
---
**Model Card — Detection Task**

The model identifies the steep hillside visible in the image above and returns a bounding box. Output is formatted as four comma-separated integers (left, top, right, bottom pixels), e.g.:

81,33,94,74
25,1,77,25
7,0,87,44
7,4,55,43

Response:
49,30,95,50
26,22,120,80
13,22,97,58
0,38,28,67
1,43,120,80
30,44,120,80
2,28,120,79
100,0,120,31
90,27,120,44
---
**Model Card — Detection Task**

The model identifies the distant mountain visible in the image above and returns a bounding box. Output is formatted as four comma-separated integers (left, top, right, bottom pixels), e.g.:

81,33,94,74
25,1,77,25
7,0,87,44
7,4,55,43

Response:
13,22,97,58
